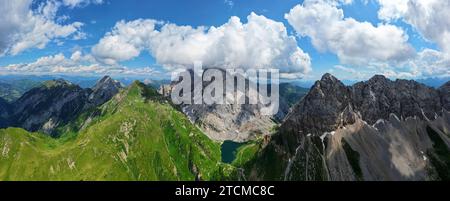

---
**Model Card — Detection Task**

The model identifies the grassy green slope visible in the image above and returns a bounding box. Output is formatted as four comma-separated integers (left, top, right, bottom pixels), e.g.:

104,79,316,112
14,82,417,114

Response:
0,82,227,181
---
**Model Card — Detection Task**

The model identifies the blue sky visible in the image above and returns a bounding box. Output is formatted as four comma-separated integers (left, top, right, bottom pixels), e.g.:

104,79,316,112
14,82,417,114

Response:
0,0,449,81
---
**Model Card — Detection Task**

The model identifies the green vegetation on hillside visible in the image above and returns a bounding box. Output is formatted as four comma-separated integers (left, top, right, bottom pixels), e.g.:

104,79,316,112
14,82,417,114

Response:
0,82,236,181
232,141,261,168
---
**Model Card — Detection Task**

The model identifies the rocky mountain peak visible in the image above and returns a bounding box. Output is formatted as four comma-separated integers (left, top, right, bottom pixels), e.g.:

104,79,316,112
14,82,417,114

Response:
251,73,450,181
99,75,112,82
280,74,353,145
314,73,347,94
321,73,338,82
92,76,123,91
43,79,77,89
281,73,447,140
318,73,342,87
88,76,123,106
368,74,390,83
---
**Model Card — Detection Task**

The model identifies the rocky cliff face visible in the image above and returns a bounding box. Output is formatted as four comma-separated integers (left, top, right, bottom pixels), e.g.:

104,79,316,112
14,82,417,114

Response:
281,74,356,143
248,74,450,181
322,114,448,181
2,76,122,135
352,75,442,124
161,70,276,142
182,100,277,142
281,74,444,139
86,76,124,108
10,79,89,134
160,70,307,142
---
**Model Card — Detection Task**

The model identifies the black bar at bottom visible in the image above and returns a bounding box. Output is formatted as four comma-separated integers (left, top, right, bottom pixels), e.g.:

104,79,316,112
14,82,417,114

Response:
0,181,444,200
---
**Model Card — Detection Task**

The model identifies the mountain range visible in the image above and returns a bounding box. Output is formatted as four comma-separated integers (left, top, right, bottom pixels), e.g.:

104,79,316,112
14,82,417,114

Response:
0,74,449,181
245,74,450,181
0,76,123,136
0,79,239,180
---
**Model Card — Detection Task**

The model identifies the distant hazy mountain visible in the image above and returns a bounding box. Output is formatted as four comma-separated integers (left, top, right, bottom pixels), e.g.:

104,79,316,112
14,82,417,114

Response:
245,74,450,181
0,79,41,102
416,77,450,88
0,75,170,89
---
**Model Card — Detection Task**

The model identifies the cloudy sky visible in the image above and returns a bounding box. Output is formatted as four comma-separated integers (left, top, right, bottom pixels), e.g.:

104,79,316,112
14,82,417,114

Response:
0,0,449,80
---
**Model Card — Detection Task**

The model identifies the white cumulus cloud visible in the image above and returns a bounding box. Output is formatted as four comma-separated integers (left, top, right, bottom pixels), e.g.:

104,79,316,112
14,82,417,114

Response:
410,49,450,78
285,0,415,66
378,0,450,53
92,13,312,78
62,0,104,8
377,0,450,78
0,0,85,56
1,52,161,76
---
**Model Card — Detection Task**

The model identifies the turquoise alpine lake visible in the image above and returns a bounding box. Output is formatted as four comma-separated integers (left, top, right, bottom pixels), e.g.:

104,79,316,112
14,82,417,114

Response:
221,140,245,163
